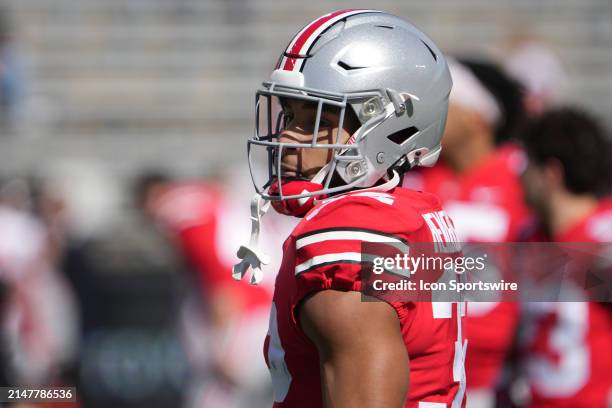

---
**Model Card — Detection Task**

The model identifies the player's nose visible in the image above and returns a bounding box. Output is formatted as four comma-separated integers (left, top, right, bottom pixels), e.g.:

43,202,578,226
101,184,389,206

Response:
275,131,299,161
278,130,310,155
278,128,301,144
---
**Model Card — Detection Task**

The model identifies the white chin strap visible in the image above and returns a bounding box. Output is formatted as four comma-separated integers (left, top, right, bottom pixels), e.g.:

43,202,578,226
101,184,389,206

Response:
311,163,331,184
232,194,271,285
315,169,400,205
367,169,401,192
232,168,329,285
232,168,399,285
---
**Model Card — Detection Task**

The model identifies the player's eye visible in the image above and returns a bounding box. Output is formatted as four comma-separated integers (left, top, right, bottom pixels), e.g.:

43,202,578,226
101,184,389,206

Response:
319,107,340,129
319,117,332,127
282,109,294,124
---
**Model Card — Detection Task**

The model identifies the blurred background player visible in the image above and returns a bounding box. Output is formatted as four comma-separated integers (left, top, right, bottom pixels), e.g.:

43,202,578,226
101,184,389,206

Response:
136,169,294,408
0,177,79,395
520,107,612,407
404,58,529,243
404,57,530,407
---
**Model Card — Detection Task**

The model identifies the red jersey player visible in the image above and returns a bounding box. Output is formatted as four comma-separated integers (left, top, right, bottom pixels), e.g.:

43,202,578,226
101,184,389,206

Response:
233,10,467,408
137,173,295,407
520,108,612,407
403,59,529,243
404,59,531,406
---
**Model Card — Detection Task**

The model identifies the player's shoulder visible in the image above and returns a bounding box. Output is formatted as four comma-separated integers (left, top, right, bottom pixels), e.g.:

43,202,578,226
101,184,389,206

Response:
557,198,612,242
585,198,612,242
292,187,442,238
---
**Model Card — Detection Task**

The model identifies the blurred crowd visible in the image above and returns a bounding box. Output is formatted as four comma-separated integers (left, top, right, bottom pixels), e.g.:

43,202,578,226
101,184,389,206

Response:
0,4,611,408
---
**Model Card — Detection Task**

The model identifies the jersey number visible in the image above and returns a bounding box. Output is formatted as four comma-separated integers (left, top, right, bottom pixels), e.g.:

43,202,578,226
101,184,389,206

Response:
266,303,292,402
527,302,589,397
433,302,467,408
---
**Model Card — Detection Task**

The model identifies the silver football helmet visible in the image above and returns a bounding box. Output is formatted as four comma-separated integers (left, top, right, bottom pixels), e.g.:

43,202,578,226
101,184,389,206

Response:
248,9,452,201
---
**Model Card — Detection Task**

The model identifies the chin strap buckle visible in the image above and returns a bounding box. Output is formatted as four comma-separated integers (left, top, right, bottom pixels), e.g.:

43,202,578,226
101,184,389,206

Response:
232,194,271,285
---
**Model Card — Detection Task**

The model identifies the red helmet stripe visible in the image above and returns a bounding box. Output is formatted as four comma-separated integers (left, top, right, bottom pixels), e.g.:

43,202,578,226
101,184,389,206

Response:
280,9,380,72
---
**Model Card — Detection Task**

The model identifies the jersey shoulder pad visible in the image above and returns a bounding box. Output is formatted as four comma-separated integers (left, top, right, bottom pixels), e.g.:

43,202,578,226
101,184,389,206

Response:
586,205,612,242
289,191,426,297
294,190,424,238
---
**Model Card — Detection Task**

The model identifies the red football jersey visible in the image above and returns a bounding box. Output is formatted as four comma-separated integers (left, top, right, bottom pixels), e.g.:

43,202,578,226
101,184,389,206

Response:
263,187,467,407
404,144,530,391
523,198,612,408
403,144,531,243
152,182,271,311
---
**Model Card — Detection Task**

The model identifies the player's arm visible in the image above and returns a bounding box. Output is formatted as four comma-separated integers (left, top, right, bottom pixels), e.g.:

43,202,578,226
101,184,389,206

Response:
299,290,409,408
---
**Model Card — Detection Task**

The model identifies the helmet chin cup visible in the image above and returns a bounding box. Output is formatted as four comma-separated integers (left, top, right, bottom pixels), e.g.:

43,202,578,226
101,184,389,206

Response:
268,179,328,217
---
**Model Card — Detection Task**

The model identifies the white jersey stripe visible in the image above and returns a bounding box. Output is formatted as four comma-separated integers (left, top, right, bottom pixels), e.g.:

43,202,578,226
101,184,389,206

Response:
418,402,446,408
296,230,403,250
295,252,362,275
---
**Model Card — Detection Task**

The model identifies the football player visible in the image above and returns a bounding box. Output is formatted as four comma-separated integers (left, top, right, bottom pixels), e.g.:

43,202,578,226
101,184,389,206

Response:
403,58,530,407
403,58,529,243
233,10,467,408
136,171,294,408
520,108,612,407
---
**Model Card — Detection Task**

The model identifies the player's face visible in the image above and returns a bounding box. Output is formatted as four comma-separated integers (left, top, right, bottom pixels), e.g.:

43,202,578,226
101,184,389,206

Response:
441,103,476,159
278,99,359,180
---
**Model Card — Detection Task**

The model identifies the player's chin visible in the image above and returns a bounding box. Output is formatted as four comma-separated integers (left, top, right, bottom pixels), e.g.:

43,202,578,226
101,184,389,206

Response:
300,166,325,180
271,174,310,188
280,170,316,181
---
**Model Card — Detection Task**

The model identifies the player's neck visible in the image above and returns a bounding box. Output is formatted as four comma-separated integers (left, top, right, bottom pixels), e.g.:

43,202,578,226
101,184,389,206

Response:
447,131,494,174
549,190,599,239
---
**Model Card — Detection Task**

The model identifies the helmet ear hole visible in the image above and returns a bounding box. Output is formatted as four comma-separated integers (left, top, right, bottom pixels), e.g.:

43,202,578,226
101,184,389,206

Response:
387,126,419,145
